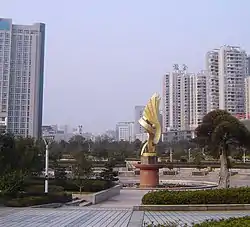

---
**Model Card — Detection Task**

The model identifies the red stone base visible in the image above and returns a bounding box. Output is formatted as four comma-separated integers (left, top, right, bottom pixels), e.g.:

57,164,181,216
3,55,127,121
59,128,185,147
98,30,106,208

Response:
134,163,164,188
140,168,159,188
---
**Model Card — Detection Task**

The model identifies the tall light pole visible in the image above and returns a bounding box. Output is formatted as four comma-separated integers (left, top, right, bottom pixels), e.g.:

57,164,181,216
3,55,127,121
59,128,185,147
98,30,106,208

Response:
188,148,191,162
83,140,91,152
243,148,246,163
169,147,173,162
43,138,49,193
87,141,91,152
43,136,54,194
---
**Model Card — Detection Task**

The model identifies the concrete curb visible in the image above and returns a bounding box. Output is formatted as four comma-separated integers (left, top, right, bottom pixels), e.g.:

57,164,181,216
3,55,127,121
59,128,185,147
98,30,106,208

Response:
32,203,63,208
79,201,92,207
64,199,86,206
122,180,218,191
122,186,217,191
133,204,250,211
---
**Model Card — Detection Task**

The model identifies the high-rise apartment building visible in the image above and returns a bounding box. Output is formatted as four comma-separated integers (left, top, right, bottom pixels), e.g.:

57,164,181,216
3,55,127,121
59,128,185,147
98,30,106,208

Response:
0,18,45,138
191,71,207,127
134,106,145,134
163,68,189,131
206,46,248,116
247,56,250,76
162,66,207,132
245,76,250,119
206,49,219,111
116,121,134,142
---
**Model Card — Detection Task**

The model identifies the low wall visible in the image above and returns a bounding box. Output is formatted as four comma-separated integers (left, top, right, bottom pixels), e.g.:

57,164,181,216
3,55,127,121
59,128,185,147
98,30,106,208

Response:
72,185,121,205
72,193,93,202
118,171,135,177
93,185,121,204
159,180,218,190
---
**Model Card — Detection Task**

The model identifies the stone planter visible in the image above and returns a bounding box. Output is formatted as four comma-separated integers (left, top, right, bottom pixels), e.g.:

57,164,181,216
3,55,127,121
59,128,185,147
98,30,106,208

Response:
230,171,238,176
163,170,178,175
192,170,208,176
134,170,140,175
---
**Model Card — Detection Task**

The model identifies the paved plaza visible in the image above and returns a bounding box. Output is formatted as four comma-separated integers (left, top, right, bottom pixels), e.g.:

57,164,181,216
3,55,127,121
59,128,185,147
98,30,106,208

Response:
1,170,250,226
0,207,250,226
119,168,250,188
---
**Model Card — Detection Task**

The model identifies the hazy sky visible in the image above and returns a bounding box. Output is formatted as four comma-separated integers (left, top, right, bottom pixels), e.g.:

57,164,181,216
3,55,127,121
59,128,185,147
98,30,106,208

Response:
2,0,250,133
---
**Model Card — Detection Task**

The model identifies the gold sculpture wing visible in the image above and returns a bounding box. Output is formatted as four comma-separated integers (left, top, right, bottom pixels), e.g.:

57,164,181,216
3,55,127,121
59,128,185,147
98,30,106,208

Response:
139,93,161,145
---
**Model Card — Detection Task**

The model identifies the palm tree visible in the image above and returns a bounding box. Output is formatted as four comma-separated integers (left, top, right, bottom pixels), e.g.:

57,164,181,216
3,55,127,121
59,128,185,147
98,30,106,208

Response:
195,109,250,188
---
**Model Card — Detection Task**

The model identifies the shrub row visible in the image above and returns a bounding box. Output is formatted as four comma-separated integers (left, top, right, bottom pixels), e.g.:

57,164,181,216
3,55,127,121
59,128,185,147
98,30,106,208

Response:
142,187,250,205
24,185,64,193
4,192,72,207
23,178,113,192
193,216,250,227
144,216,250,227
57,179,113,192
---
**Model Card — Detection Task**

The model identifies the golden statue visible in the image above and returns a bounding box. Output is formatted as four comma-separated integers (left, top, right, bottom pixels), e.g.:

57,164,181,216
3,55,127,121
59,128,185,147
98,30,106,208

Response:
139,93,161,157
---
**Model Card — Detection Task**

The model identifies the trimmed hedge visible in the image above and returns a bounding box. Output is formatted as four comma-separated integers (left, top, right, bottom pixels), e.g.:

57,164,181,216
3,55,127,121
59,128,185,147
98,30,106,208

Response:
23,178,113,192
24,185,64,193
145,222,181,227
193,216,250,227
4,192,72,207
142,187,250,205
144,216,250,227
55,179,113,192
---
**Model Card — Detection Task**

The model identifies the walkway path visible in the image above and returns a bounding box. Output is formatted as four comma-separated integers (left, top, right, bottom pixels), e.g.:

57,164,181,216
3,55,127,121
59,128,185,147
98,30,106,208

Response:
0,207,250,226
91,189,149,208
1,173,250,226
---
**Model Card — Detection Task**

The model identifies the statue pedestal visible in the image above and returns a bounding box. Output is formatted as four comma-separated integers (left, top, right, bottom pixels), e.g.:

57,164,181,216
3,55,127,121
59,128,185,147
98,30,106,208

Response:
134,154,164,188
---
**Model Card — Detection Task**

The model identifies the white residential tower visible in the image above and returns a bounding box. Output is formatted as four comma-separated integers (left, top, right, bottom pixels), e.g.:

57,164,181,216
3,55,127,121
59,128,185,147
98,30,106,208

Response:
0,18,45,138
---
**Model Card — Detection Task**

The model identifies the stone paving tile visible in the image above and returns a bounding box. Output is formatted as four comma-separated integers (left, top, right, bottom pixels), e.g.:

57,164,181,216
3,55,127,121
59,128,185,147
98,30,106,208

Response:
0,208,133,227
143,211,250,226
1,208,250,227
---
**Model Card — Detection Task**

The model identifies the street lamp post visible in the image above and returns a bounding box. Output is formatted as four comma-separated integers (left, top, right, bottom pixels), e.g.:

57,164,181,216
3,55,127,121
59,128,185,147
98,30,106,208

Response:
87,141,91,152
169,147,173,162
43,138,49,193
43,136,54,194
188,148,191,162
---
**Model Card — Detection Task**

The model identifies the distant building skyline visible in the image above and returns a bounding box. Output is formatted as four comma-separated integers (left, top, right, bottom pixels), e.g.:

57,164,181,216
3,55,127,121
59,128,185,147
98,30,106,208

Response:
116,121,134,142
3,1,250,133
162,45,249,133
134,105,145,135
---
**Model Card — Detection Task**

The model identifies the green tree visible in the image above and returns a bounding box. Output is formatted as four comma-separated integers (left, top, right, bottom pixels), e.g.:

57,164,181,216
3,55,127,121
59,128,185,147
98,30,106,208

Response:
99,159,118,183
14,136,43,175
67,135,91,154
0,133,16,174
133,139,142,158
195,109,250,188
193,149,205,170
72,151,93,193
0,134,43,193
54,167,67,180
0,170,26,194
49,141,64,169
